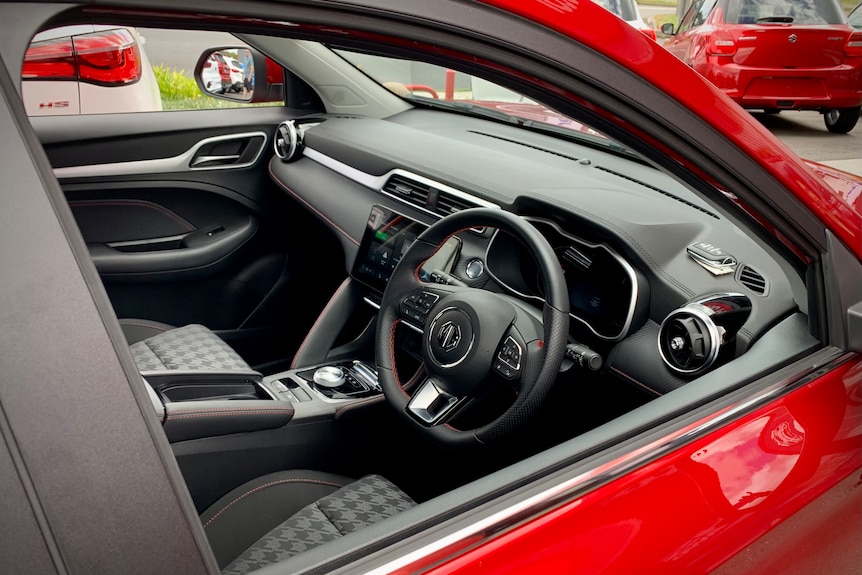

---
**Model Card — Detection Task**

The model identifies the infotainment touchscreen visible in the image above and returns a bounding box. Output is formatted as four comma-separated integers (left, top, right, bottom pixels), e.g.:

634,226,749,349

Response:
352,205,427,293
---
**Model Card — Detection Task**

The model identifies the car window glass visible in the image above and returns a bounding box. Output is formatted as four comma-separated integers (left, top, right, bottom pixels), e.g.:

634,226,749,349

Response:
724,0,845,24
678,0,704,31
692,0,717,26
22,26,283,116
332,49,629,151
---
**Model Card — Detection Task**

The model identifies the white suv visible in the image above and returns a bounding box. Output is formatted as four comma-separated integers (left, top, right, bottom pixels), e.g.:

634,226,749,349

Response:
22,25,162,115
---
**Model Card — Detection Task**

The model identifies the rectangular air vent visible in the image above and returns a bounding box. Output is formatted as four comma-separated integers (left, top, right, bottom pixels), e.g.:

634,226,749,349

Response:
382,174,433,210
435,193,474,217
381,174,485,231
736,264,769,296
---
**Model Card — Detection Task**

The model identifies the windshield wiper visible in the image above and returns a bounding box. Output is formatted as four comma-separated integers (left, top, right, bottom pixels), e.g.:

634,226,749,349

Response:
756,16,794,23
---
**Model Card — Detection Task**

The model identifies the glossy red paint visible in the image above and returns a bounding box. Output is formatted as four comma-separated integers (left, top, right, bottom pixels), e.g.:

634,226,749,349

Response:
420,356,862,574
479,0,861,258
663,15,862,111
804,160,862,217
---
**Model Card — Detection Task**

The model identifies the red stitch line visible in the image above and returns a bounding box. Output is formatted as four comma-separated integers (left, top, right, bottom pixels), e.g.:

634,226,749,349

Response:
334,395,385,419
69,200,195,231
610,367,662,396
268,161,360,246
203,478,346,528
291,278,351,369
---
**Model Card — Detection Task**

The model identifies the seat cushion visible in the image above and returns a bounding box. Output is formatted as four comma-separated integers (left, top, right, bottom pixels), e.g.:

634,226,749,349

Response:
206,472,416,574
129,323,251,372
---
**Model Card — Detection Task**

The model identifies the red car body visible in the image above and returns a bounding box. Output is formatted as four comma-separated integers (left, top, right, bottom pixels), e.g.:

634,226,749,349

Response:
1,1,861,574
661,0,862,131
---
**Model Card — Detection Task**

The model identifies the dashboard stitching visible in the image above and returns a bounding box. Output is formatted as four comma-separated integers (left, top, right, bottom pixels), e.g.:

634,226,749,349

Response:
610,367,661,396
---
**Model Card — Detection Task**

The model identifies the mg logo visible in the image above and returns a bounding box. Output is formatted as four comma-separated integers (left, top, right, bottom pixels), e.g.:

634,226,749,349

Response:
437,321,461,352
788,34,798,43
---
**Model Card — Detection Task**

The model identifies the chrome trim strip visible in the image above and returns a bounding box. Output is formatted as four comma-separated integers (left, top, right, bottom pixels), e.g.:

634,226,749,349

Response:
484,217,639,342
363,350,853,575
107,233,186,249
303,147,501,218
54,131,269,178
401,321,423,335
363,297,381,310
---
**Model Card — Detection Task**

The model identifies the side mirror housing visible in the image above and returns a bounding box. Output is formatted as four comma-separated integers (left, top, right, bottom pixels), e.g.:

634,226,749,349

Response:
194,47,284,103
661,23,677,36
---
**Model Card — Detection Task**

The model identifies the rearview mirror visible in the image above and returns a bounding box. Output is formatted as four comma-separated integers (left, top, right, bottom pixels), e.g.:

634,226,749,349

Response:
194,47,283,103
660,23,676,36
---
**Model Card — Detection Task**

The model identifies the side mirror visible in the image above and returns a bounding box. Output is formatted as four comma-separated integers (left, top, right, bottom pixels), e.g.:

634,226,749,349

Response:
661,23,677,36
194,47,284,103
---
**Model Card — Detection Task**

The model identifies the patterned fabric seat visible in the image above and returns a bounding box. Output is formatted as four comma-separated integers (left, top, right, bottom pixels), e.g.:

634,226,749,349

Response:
200,470,416,573
127,323,252,373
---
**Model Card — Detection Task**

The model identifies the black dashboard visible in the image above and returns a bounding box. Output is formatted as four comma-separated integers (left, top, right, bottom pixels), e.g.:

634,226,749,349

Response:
269,108,803,395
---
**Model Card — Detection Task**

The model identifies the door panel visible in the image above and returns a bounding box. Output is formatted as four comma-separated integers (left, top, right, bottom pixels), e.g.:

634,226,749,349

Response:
34,107,345,372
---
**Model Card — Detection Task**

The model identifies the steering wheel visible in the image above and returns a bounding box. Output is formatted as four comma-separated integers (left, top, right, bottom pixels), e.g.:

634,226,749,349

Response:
375,209,569,448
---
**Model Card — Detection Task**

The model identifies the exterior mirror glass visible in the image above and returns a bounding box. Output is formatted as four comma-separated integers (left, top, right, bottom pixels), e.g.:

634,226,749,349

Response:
196,48,254,101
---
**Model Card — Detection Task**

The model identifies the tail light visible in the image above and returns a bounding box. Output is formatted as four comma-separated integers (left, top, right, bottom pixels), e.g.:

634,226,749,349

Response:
640,28,657,42
707,30,737,56
22,37,76,80
23,28,142,86
847,32,862,58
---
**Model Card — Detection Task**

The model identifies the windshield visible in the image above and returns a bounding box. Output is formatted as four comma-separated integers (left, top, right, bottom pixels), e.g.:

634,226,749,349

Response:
333,49,621,144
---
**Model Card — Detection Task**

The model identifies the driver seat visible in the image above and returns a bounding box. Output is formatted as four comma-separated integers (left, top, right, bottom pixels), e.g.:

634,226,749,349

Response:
200,470,416,573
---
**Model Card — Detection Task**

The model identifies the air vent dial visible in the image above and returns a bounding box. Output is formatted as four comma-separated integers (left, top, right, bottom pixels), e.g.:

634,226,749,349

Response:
274,120,300,162
659,293,752,376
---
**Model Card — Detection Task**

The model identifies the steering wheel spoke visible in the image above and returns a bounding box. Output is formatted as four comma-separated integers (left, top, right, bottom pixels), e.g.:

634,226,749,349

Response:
492,329,526,382
398,287,443,329
406,377,465,426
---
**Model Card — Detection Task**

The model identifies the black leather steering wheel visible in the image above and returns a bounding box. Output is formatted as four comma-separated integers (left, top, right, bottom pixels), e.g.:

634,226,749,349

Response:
375,208,569,448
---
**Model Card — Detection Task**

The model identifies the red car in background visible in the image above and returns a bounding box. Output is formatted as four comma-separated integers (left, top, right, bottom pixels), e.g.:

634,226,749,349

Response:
662,0,862,133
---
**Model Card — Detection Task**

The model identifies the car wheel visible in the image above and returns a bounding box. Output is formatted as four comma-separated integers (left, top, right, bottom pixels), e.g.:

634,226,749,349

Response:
824,106,861,134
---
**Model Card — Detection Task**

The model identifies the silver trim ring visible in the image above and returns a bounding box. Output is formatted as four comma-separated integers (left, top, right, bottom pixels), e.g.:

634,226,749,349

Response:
658,304,723,375
275,120,299,161
427,307,475,368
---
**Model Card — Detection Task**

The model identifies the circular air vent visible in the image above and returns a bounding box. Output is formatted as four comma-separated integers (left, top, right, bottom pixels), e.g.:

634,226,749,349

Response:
274,120,300,162
658,306,721,375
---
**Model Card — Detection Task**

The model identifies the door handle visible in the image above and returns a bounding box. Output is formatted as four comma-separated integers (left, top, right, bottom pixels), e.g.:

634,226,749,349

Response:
190,154,242,168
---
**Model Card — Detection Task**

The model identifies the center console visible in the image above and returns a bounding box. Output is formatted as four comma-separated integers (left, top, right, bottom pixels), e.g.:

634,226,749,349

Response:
155,206,451,442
